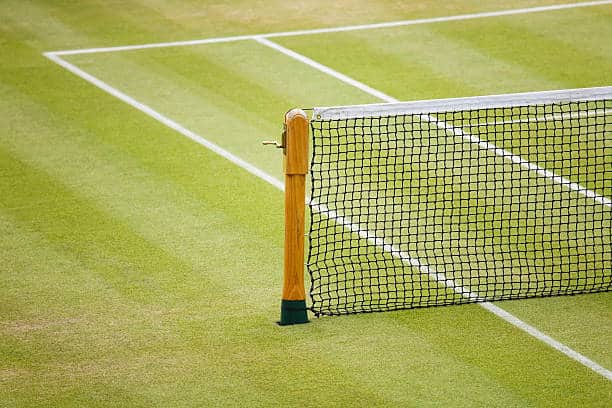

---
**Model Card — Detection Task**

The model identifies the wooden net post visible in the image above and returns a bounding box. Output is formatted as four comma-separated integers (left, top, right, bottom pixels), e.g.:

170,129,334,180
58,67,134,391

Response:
279,109,309,325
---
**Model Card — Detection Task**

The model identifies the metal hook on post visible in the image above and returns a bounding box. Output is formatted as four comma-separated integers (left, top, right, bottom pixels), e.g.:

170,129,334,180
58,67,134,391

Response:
262,125,287,154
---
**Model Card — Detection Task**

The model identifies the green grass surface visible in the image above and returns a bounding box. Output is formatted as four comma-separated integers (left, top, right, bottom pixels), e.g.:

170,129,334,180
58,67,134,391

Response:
1,0,611,406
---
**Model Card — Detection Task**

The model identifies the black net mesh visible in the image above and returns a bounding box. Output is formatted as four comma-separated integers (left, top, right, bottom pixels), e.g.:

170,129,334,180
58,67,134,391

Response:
308,99,611,316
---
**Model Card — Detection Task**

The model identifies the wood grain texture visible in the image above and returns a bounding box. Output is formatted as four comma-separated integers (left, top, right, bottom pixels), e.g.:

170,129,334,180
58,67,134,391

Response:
282,109,309,300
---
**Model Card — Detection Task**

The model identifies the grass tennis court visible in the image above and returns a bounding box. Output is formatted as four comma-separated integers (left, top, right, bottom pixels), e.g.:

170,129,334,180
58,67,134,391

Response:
1,0,611,406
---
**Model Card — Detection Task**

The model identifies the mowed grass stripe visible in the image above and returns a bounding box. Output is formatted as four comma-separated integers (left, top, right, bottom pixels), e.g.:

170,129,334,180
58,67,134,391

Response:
2,0,611,406
274,7,609,210
274,5,611,373
0,70,388,407
496,6,612,64
0,81,384,406
275,6,612,99
47,1,612,56
65,41,376,181
276,32,467,102
5,0,195,50
51,7,608,372
498,292,612,368
0,82,282,311
0,160,380,407
292,25,562,99
4,63,602,408
61,35,608,316
0,155,258,405
306,307,611,406
425,8,612,88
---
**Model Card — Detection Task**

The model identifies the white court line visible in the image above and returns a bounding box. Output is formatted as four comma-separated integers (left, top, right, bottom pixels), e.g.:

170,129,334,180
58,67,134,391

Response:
44,49,612,381
312,203,612,381
253,37,612,379
311,202,483,302
255,37,612,209
48,1,612,56
43,52,283,192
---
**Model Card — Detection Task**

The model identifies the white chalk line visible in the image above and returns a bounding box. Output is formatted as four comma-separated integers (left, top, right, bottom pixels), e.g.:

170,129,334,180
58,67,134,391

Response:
255,37,612,379
43,42,611,380
433,114,612,207
47,1,612,56
255,37,612,209
310,202,482,302
43,52,284,192
312,202,612,381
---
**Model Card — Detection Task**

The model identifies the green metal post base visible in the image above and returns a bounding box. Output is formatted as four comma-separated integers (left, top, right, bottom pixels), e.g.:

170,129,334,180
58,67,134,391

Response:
279,299,309,325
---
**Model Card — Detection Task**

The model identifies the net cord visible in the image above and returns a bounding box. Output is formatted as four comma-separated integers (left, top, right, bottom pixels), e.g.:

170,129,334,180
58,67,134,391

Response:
312,86,612,120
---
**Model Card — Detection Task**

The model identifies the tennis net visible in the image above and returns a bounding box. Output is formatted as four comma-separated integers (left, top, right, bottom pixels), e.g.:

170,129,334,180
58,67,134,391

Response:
307,86,612,316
